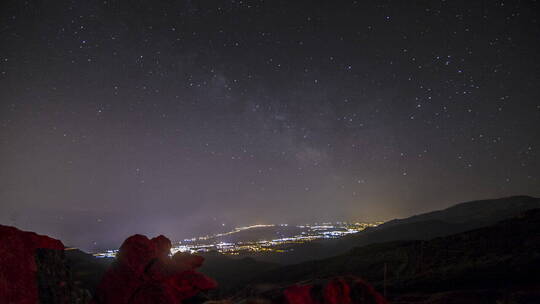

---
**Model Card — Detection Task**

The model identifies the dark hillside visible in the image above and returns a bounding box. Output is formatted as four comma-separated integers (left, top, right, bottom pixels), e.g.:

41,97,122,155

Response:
246,209,540,302
377,195,540,229
240,196,540,265
198,252,280,295
65,249,112,297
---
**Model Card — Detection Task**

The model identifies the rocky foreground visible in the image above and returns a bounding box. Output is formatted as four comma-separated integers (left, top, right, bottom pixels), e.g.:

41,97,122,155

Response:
0,224,386,304
1,196,539,303
0,225,90,303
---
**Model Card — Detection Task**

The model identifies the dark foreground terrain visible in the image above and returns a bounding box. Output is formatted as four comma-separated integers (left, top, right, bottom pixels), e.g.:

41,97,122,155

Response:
244,208,540,303
1,195,539,303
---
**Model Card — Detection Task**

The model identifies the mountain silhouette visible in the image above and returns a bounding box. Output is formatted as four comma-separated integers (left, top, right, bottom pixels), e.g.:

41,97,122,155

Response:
239,195,540,265
243,208,540,303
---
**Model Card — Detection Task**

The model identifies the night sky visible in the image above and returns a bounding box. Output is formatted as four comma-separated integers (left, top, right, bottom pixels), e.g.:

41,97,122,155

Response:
1,0,539,251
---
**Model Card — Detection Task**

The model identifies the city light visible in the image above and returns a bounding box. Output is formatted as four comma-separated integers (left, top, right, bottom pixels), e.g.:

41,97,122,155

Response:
93,221,383,258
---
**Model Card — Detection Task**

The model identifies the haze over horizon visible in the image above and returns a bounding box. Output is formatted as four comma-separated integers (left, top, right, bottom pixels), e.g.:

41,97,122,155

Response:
1,1,539,252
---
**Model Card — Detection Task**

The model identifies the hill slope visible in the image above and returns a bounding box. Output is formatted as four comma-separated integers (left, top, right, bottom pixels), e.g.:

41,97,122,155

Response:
246,209,540,302
376,195,540,229
198,252,280,295
243,196,540,264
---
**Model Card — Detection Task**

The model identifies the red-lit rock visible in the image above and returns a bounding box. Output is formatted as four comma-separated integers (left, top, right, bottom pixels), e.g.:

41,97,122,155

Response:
96,260,145,304
284,285,318,304
251,276,387,304
172,251,205,271
152,235,172,261
95,234,217,304
117,234,157,275
164,269,218,302
0,225,65,304
324,278,352,304
348,278,388,304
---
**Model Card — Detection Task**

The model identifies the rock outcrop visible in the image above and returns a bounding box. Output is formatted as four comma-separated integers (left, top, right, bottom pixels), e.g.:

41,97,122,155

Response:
95,234,217,304
0,226,390,304
231,276,387,304
0,224,90,304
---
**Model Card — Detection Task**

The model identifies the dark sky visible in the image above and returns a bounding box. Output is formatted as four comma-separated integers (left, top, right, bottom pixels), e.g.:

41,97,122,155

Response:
1,0,539,251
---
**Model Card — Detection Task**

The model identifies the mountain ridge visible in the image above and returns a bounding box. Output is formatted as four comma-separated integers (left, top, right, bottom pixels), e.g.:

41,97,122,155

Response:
239,208,540,303
232,195,540,265
377,195,539,228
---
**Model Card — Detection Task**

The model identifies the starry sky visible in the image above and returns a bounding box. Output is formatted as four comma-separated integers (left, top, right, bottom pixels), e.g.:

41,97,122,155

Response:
1,0,539,251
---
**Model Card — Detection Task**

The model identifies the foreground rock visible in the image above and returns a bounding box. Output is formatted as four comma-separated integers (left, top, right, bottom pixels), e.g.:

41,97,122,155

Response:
95,234,217,304
230,276,387,304
0,225,91,304
0,227,386,304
